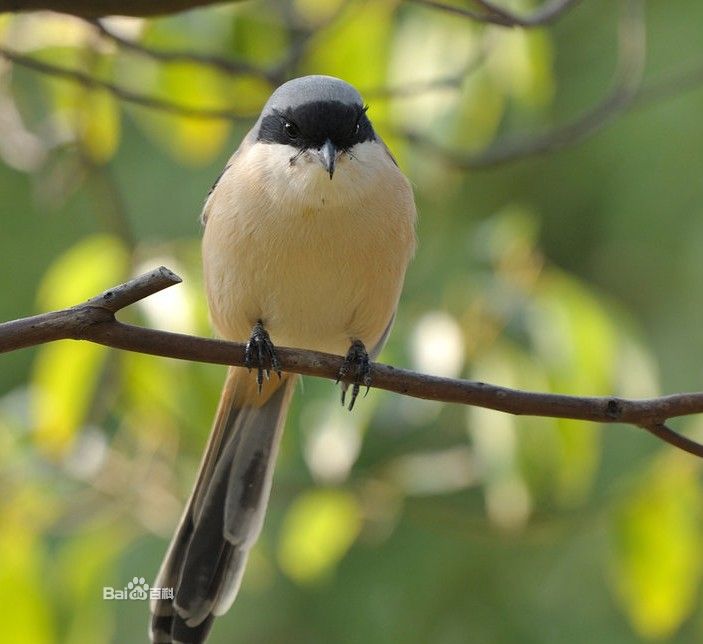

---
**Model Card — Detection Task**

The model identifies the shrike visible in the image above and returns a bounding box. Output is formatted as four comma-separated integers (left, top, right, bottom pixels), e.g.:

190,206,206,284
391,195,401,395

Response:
150,75,416,643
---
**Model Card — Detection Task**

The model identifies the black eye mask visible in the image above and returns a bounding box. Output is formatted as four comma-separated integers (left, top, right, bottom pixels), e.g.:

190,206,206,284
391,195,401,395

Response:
257,100,375,151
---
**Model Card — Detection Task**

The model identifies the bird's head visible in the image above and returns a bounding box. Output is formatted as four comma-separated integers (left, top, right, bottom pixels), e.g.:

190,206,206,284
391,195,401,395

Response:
254,75,377,181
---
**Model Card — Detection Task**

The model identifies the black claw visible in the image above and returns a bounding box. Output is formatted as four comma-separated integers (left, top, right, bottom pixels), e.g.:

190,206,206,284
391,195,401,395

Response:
244,320,279,393
349,383,361,411
338,340,372,411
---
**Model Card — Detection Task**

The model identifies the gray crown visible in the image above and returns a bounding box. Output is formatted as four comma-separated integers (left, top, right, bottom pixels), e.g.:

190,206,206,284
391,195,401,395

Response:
261,75,364,116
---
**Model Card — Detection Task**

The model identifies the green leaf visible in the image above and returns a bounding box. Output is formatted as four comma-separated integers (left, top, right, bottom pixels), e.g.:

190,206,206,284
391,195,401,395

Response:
76,88,120,164
0,514,54,643
32,235,129,457
277,488,361,584
486,28,555,108
526,270,619,503
231,8,289,65
34,47,120,164
134,63,235,165
610,455,703,639
55,523,132,644
467,344,534,530
302,0,393,93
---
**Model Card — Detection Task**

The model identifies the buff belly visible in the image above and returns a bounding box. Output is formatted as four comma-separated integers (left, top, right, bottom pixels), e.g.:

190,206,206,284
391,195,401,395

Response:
202,140,416,357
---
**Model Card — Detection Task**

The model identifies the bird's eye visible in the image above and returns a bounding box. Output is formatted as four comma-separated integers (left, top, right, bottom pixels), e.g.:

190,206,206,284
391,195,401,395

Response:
354,122,361,134
284,121,300,138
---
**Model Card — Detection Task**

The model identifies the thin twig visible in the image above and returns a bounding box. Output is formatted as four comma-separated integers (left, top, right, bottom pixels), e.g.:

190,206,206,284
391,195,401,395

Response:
2,0,703,168
398,0,645,168
90,19,275,83
2,267,703,459
406,0,584,27
633,60,703,107
0,46,256,122
90,0,350,88
363,49,487,100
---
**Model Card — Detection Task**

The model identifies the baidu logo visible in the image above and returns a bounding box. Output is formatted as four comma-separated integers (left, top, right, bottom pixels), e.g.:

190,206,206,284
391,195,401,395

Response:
103,576,174,601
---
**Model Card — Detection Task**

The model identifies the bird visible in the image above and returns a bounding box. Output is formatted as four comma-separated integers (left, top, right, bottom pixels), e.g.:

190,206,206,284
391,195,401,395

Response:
149,75,417,644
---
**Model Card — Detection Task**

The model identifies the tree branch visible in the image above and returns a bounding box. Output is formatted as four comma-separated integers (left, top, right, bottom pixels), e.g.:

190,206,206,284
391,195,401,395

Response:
2,0,242,19
405,0,584,28
90,19,274,83
3,0,703,169
3,267,703,459
398,0,646,168
0,45,256,122
4,0,578,24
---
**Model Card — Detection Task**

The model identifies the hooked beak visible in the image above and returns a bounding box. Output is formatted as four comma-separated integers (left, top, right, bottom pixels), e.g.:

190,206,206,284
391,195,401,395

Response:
316,139,338,179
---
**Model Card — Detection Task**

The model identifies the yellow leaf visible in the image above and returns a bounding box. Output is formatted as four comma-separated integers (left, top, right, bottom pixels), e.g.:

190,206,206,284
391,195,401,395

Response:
486,28,555,108
76,89,120,164
230,9,289,65
32,235,129,457
35,48,120,163
55,524,131,644
132,62,236,165
32,342,105,458
36,235,129,310
528,270,618,394
610,455,703,638
525,269,624,502
277,488,361,584
467,344,533,530
0,522,54,643
302,0,393,91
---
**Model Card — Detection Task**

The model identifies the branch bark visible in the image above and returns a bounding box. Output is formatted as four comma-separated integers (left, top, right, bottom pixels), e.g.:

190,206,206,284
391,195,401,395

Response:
2,0,241,18
3,267,703,459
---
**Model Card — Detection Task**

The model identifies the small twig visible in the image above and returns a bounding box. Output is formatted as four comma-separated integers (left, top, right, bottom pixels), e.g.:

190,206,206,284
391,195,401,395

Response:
633,59,703,108
398,0,645,168
0,46,256,122
90,19,275,83
363,49,487,100
406,0,494,25
90,0,350,88
406,0,583,27
265,0,353,85
3,0,703,168
2,267,703,459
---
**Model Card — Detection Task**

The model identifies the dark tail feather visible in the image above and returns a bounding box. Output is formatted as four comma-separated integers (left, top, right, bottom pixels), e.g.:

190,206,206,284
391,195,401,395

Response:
150,368,296,643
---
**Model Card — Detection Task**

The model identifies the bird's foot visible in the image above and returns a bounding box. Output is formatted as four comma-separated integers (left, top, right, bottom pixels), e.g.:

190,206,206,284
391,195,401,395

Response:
336,339,372,411
244,320,281,392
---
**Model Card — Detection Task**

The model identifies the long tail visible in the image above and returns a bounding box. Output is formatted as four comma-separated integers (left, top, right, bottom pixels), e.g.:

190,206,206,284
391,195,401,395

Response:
150,367,297,644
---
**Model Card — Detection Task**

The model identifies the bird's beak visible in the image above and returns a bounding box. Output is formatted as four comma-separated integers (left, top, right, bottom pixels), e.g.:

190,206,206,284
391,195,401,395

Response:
316,139,338,179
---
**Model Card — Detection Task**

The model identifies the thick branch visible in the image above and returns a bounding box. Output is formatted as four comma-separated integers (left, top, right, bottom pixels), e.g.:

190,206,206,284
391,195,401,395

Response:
2,267,703,458
1,0,240,18
3,0,577,24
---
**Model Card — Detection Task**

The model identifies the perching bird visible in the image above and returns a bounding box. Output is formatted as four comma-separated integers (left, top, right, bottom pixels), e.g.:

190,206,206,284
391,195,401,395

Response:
149,75,416,643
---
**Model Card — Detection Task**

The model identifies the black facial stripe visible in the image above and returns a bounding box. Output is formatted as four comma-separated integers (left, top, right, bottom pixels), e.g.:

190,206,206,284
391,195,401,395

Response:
257,100,375,150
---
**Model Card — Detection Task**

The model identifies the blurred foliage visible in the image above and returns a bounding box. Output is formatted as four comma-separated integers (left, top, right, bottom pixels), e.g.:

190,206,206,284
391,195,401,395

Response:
1,1,703,642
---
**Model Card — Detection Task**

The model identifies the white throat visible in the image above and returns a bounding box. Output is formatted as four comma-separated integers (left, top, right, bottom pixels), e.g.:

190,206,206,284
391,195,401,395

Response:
247,140,387,212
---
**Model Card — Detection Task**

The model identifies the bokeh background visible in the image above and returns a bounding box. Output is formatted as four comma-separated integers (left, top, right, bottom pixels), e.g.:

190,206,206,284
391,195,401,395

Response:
2,0,703,642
